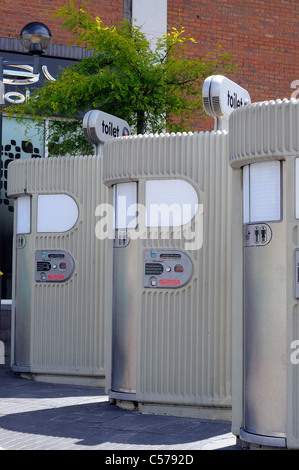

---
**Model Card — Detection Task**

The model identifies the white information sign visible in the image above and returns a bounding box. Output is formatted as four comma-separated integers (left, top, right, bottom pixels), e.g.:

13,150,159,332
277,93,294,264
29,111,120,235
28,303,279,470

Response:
83,110,131,145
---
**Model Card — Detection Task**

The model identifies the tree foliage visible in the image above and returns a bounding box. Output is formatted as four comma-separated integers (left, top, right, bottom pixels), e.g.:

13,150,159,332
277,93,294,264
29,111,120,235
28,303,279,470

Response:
6,1,235,155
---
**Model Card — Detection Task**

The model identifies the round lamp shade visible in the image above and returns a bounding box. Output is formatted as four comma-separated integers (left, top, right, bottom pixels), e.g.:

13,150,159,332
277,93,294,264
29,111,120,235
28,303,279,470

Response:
20,22,52,54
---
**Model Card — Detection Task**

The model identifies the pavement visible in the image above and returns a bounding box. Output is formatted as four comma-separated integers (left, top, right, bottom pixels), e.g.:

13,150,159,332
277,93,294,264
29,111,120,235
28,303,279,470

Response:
0,342,243,452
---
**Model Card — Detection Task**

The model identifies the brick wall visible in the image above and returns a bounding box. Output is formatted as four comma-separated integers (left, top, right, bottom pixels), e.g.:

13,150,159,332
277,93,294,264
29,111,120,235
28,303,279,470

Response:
168,0,299,131
0,0,124,45
0,0,298,131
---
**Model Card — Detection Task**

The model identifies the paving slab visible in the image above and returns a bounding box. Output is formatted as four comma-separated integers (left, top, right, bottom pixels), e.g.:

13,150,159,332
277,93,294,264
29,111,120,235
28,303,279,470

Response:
0,343,243,452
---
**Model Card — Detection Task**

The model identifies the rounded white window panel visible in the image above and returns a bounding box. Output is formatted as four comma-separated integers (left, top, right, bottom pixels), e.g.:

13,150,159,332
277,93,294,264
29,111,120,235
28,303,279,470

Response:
16,196,31,234
145,179,199,227
37,194,78,233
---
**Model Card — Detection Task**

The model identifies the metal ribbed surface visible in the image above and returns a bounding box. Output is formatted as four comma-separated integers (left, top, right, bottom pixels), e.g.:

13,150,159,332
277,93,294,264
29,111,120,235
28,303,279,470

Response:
229,98,299,168
104,132,232,408
228,98,299,446
8,156,108,381
103,132,206,187
8,155,95,198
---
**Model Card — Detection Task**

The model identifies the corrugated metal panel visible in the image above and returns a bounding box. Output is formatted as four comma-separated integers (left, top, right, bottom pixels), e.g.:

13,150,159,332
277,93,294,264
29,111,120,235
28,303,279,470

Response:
103,132,205,187
228,99,299,447
8,156,108,382
229,98,299,168
104,131,232,408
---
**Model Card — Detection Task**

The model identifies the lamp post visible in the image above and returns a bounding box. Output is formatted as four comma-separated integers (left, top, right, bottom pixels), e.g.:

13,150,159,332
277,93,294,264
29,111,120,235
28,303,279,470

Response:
20,22,52,74
0,22,52,103
0,22,52,300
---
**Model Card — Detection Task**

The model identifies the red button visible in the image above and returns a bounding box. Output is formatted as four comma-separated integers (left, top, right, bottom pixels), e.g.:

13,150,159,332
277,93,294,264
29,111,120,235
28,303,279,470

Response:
159,279,180,286
174,264,184,273
48,274,65,280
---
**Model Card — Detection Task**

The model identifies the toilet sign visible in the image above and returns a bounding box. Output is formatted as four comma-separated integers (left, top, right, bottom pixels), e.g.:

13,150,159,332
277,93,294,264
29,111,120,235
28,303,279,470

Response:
202,75,251,130
83,110,131,146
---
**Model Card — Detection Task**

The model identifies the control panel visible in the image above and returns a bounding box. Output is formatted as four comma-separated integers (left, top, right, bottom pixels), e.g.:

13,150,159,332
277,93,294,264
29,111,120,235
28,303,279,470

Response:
143,250,193,288
35,250,75,282
244,223,272,247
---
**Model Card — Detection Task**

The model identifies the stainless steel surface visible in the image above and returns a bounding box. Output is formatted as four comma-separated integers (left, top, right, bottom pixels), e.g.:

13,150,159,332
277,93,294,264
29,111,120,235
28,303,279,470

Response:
244,217,287,438
111,234,138,394
14,234,32,370
240,428,286,448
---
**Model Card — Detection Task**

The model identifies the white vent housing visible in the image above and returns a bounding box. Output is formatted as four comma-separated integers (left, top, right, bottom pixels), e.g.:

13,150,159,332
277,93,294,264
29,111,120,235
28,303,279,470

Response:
202,75,251,131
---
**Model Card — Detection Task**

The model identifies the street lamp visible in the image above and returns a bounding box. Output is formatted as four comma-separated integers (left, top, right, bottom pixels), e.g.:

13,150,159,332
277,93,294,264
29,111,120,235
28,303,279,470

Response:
0,22,52,103
20,22,52,74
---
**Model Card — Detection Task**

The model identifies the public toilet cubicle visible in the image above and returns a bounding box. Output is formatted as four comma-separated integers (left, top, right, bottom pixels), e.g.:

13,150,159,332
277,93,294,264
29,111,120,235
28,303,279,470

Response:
7,110,130,386
7,155,108,385
229,98,299,449
102,76,251,419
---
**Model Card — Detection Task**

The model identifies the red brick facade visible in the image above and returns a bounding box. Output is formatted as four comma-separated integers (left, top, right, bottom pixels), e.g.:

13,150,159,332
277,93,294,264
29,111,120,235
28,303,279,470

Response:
168,0,299,129
0,0,124,45
0,0,298,130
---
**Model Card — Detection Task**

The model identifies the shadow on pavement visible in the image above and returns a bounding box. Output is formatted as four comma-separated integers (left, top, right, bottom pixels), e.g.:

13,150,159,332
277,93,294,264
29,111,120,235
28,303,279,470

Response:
0,342,239,450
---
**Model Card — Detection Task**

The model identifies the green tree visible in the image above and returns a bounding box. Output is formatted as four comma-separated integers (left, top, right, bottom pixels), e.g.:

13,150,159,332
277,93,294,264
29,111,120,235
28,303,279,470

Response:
6,1,235,155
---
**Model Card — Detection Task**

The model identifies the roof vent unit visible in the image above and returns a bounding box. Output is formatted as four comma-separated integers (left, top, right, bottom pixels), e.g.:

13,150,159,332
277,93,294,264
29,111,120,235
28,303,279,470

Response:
202,75,251,131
